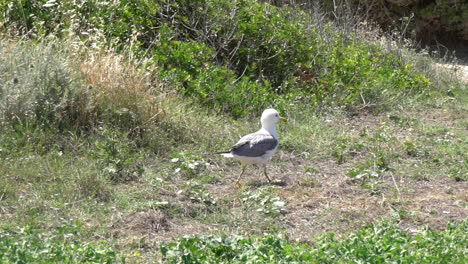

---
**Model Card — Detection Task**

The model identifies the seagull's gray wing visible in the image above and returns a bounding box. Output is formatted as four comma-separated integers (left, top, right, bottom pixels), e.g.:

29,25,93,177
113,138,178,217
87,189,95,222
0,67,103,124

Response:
230,133,278,157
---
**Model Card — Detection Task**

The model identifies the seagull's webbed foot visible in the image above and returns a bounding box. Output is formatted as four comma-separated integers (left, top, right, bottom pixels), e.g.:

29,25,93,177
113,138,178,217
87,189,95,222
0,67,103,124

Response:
263,165,285,185
263,166,273,182
234,165,247,188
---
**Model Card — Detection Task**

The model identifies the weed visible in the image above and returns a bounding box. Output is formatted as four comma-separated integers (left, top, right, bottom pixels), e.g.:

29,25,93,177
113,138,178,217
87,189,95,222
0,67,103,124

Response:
448,166,468,182
241,187,286,217
331,137,365,164
404,141,429,158
182,181,217,207
304,165,319,174
170,152,210,180
93,129,144,183
348,166,384,195
388,113,416,127
298,177,322,188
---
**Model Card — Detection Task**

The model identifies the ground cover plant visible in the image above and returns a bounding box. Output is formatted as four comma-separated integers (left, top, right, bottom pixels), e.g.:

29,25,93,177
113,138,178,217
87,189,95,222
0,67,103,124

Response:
0,222,118,263
0,0,467,262
160,220,467,263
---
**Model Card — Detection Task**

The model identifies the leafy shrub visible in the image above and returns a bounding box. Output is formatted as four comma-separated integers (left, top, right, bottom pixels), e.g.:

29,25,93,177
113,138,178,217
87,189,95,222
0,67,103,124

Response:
0,0,160,45
1,0,434,117
154,25,274,117
307,39,431,110
150,0,431,115
156,0,314,85
0,222,118,263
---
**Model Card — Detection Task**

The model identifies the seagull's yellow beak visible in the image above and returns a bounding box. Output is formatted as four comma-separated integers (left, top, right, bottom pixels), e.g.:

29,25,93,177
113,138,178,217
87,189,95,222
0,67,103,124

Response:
280,117,288,123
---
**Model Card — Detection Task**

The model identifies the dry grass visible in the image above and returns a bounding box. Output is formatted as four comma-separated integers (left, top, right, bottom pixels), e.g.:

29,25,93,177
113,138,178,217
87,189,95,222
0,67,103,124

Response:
80,51,165,126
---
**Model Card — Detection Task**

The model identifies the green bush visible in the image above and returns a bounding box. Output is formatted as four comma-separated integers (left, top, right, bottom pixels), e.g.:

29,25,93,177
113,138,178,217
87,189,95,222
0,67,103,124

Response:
1,0,434,118
149,0,431,115
155,0,314,85
0,0,159,45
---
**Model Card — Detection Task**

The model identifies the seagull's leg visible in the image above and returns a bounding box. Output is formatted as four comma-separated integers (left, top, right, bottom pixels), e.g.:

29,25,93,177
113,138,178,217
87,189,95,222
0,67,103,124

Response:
263,165,272,182
235,165,247,185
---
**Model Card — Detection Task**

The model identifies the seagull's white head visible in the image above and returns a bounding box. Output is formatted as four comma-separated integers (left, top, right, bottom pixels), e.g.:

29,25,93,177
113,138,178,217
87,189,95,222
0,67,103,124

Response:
260,108,287,128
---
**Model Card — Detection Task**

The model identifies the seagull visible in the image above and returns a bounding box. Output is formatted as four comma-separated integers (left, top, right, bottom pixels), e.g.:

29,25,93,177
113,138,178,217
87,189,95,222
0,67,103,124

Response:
218,109,287,186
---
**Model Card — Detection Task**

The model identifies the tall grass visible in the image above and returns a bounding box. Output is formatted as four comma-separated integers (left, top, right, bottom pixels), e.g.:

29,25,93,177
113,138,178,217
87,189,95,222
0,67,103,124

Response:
0,37,165,150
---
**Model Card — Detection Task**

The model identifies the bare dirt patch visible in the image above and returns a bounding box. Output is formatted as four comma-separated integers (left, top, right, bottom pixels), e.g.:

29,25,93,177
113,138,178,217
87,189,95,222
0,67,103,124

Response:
122,210,171,236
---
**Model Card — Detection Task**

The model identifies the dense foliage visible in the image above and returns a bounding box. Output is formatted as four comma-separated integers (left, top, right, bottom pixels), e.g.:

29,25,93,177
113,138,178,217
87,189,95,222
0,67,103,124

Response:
1,0,432,118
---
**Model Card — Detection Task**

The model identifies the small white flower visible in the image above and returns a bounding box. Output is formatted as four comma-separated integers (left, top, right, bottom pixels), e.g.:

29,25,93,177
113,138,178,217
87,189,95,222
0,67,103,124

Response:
272,201,286,207
105,167,117,174
171,158,179,163
188,163,196,169
174,168,181,173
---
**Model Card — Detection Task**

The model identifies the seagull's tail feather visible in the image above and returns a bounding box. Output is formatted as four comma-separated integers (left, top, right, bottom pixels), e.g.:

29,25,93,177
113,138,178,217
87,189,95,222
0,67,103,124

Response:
215,151,234,158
